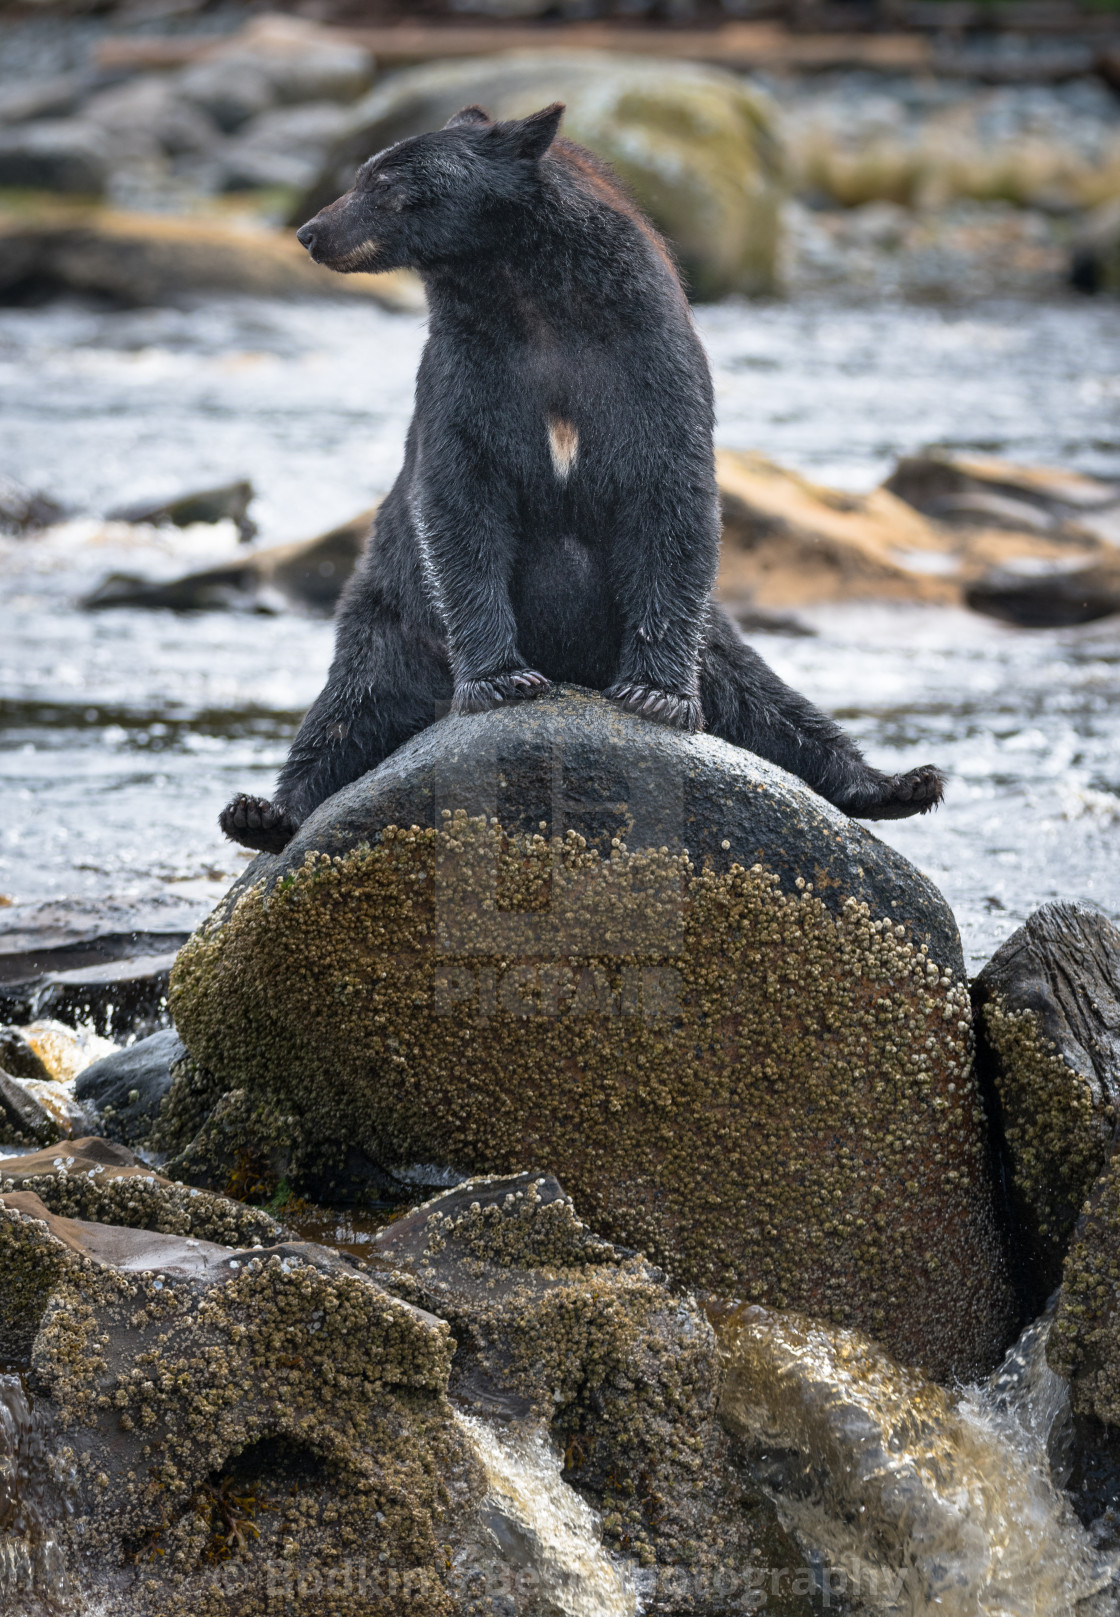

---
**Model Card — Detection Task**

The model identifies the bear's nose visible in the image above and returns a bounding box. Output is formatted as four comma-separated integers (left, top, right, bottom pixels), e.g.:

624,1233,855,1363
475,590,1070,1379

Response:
296,223,318,253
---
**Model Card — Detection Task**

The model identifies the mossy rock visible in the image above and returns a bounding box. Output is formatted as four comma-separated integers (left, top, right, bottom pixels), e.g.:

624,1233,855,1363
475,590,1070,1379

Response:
294,51,784,300
171,687,1012,1381
973,900,1120,1305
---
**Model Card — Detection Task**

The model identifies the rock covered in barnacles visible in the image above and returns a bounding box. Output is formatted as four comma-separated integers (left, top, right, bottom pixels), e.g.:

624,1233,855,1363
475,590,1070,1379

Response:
171,686,1014,1380
973,901,1120,1303
369,1171,813,1610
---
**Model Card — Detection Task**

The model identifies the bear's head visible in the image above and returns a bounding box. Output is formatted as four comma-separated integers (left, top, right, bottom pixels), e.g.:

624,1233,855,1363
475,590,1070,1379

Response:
295,102,565,276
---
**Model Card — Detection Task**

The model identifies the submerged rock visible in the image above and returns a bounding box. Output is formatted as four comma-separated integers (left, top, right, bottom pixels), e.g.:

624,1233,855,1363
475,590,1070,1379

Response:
73,1028,185,1145
295,51,784,300
170,686,1014,1380
973,901,1120,1302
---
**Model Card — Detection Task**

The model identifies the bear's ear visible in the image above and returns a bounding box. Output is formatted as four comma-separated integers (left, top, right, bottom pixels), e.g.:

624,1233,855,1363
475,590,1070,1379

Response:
444,105,493,129
483,102,564,162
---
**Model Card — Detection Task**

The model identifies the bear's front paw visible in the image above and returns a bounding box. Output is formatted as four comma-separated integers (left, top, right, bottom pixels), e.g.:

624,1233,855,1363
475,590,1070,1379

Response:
452,669,550,715
605,683,704,733
219,794,299,854
849,764,945,821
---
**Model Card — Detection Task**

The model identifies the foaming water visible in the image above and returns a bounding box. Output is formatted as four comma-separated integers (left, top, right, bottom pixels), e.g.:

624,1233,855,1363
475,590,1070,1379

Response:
0,1375,72,1615
454,1413,637,1617
711,1303,1119,1616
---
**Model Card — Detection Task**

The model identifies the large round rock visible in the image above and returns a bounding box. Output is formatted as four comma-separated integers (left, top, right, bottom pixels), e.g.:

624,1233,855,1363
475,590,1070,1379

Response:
172,688,1013,1379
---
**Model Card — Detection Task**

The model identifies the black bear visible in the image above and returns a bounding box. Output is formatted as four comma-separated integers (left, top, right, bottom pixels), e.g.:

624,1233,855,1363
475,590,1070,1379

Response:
221,103,942,854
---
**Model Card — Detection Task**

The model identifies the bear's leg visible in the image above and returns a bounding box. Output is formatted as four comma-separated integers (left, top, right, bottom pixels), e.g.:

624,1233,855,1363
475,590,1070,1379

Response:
220,602,451,854
700,606,944,820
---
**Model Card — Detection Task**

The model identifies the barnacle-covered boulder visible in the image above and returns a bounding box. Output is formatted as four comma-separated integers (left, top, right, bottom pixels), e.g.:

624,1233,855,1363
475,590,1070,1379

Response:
1049,1147,1120,1431
973,901,1120,1303
171,686,1013,1381
370,1170,811,1609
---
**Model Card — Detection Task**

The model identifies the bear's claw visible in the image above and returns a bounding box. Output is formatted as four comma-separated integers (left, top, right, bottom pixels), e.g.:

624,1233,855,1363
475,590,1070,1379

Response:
605,683,704,733
219,794,299,853
452,669,550,715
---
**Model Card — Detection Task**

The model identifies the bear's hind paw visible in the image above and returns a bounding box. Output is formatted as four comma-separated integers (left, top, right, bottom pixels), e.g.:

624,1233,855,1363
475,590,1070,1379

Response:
220,794,299,853
847,764,945,821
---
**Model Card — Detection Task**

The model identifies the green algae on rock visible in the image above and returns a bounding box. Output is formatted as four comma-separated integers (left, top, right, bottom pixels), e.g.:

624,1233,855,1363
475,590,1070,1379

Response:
170,689,1013,1382
973,901,1120,1304
1050,1147,1120,1431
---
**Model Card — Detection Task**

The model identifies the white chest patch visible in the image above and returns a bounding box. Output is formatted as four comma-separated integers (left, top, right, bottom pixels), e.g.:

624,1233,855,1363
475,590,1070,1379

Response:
547,417,579,482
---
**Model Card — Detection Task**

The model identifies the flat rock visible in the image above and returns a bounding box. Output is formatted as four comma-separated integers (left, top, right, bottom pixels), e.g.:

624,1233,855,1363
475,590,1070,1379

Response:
0,1134,278,1249
73,1028,184,1145
171,685,1014,1380
107,478,256,542
973,901,1120,1303
965,560,1120,628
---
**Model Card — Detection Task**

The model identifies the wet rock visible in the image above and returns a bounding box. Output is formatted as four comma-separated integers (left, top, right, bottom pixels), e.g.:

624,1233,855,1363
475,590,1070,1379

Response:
0,1070,61,1149
295,51,783,300
965,561,1120,629
0,1191,487,1616
0,1135,277,1249
0,121,109,195
0,74,87,127
973,902,1120,1303
0,928,189,1035
714,1302,1109,1613
179,15,373,132
73,1029,184,1146
108,478,256,543
1072,198,1120,297
0,945,179,1040
0,1026,52,1083
0,476,67,536
82,505,376,615
1050,1148,1120,1431
216,102,353,194
0,208,419,310
170,684,1014,1381
370,1171,814,1607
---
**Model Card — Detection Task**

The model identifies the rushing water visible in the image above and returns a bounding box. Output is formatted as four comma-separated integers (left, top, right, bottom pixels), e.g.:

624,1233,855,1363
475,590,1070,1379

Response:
1,292,1119,968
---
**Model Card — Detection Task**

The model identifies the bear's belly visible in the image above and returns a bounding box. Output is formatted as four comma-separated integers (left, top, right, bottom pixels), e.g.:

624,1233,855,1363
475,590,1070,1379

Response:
510,532,620,687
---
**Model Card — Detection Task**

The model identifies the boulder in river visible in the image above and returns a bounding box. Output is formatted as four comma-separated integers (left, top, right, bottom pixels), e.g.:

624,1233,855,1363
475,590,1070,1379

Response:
1071,197,1120,297
964,560,1120,629
108,479,257,543
885,448,1120,543
170,685,1015,1381
73,1028,185,1145
973,902,1120,1304
294,51,784,300
0,121,109,195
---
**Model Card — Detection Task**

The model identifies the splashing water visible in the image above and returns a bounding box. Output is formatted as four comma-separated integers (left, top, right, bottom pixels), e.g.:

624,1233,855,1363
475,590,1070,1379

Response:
453,1412,638,1617
0,1375,72,1615
711,1303,1119,1616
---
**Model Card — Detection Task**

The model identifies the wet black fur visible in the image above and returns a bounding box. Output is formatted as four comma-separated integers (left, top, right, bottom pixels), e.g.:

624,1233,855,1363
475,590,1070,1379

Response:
222,103,943,853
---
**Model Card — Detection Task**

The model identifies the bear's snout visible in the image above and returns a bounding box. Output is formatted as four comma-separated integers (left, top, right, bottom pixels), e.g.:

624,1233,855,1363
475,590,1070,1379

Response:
296,222,319,258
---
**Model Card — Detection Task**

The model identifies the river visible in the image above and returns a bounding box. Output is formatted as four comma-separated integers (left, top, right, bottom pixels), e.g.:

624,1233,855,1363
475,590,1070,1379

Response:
1,292,1119,969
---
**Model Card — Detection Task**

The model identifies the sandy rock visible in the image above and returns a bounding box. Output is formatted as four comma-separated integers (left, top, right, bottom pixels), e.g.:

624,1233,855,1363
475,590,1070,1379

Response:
0,207,423,310
82,505,377,616
369,1170,813,1608
0,1135,278,1248
170,685,1014,1381
295,51,783,300
1050,1149,1120,1431
0,121,109,195
973,902,1120,1303
73,1029,184,1145
886,449,1120,546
